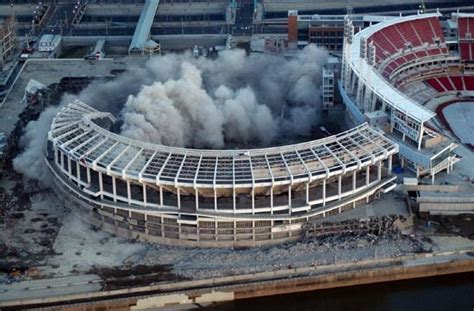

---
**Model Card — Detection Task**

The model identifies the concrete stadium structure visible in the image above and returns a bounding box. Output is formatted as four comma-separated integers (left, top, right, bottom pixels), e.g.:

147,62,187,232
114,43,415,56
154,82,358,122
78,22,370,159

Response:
45,100,398,247
340,12,474,183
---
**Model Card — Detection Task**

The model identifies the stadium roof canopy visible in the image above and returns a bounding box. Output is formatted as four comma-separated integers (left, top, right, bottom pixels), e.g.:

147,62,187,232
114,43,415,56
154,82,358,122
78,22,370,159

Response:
49,100,398,189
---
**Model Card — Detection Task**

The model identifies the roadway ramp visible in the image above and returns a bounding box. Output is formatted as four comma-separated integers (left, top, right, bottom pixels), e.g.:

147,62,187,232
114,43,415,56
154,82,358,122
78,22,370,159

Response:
129,0,160,53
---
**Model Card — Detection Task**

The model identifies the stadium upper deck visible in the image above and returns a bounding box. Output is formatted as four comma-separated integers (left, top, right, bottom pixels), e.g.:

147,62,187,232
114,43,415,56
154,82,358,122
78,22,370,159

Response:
50,101,396,191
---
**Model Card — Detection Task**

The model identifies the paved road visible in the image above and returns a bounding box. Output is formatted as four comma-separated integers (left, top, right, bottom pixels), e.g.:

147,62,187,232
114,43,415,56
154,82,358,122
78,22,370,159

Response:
0,274,102,302
233,0,255,35
43,0,81,36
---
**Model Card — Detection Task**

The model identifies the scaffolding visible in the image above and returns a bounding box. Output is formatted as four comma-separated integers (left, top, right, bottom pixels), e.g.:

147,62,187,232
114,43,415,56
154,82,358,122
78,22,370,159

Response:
0,16,17,69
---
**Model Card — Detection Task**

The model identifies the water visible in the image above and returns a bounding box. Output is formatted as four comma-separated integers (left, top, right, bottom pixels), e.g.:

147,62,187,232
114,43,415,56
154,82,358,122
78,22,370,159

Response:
205,272,474,311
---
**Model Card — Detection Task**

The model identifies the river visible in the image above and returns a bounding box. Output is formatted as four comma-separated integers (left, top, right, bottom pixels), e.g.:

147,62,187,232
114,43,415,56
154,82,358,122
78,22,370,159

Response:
205,272,474,311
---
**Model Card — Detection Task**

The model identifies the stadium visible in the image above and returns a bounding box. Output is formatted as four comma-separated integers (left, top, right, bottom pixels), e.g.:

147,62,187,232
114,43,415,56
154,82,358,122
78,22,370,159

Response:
45,100,397,247
44,12,473,248
340,12,472,183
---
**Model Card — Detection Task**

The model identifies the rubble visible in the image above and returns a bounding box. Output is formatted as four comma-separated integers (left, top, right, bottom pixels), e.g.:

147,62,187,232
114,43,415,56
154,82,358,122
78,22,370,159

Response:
304,215,413,238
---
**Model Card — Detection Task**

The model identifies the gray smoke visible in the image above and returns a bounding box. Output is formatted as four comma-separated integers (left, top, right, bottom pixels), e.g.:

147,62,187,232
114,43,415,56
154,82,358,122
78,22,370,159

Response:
120,62,277,148
13,105,62,184
14,45,328,182
120,45,329,148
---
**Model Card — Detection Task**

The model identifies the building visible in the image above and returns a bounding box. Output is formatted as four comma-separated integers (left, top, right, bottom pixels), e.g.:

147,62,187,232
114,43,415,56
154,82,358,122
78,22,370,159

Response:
339,13,474,183
287,10,298,48
0,16,17,69
38,34,62,53
46,100,398,247
290,13,390,51
322,68,334,108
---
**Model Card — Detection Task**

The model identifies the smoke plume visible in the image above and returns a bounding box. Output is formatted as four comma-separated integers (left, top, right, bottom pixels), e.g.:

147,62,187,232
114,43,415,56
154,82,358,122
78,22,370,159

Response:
119,45,329,148
14,45,329,182
13,105,62,184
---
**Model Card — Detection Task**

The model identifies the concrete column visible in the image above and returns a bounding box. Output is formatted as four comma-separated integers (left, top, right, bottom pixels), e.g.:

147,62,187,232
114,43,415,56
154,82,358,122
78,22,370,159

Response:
322,180,326,206
177,188,181,209
161,216,165,237
251,188,255,215
127,180,131,205
352,171,357,192
401,157,405,168
377,161,382,180
288,186,292,209
143,184,147,206
144,214,148,235
195,189,199,210
366,166,370,186
67,157,72,178
60,151,64,171
418,124,424,151
87,167,91,184
99,172,103,199
338,175,342,200
366,166,371,204
112,176,117,202
388,154,392,173
54,147,58,164
76,162,81,183
305,182,309,204
159,186,163,207
233,188,236,213
270,187,274,215
252,220,256,241
234,221,237,242
214,189,217,211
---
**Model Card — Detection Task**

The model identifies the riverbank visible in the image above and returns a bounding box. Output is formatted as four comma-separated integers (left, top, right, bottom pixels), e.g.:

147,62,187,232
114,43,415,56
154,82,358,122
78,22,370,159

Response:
1,248,473,310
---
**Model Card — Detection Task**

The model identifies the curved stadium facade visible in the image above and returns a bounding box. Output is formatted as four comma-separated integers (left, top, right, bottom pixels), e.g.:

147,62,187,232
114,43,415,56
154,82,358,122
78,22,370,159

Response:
45,100,397,247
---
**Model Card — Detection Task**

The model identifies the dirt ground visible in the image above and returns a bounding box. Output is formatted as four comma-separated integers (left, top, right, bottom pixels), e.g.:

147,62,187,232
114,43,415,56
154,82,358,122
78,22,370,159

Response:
0,174,64,273
0,172,471,288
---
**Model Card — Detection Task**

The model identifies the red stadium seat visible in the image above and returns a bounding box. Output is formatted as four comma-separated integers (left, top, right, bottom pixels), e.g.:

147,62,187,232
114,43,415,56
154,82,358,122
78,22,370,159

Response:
438,77,455,91
458,17,474,61
464,76,474,90
425,75,474,93
451,76,464,90
426,79,445,92
370,16,446,73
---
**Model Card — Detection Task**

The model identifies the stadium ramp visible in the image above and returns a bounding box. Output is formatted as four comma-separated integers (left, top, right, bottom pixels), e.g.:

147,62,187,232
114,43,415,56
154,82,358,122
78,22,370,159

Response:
129,0,160,53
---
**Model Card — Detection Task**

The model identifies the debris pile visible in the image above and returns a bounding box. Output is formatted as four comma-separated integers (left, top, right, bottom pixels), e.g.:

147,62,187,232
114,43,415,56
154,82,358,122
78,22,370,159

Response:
0,267,40,285
304,215,413,238
90,264,187,290
435,214,474,239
